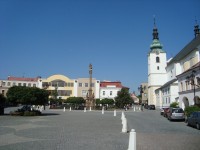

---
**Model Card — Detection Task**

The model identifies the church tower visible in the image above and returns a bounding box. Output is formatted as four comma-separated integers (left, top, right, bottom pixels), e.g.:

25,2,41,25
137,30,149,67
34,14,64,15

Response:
148,19,167,106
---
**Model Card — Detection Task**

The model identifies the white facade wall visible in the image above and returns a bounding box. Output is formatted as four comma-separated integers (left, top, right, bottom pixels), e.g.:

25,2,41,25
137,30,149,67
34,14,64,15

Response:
0,80,38,88
148,53,167,75
95,80,100,99
178,67,200,109
175,63,182,76
73,80,78,97
148,52,167,106
148,74,167,86
100,87,121,100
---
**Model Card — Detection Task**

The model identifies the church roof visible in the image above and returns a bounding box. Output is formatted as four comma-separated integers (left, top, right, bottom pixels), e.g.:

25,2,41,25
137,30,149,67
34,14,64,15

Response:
149,39,165,54
148,21,165,54
168,35,200,65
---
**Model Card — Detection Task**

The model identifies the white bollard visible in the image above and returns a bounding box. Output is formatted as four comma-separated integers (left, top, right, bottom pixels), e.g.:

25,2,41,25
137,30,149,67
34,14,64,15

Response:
133,106,135,112
138,107,140,111
122,118,127,133
84,107,86,112
89,107,92,111
121,111,125,120
127,129,136,150
114,110,116,116
70,107,72,111
102,107,104,114
63,107,65,112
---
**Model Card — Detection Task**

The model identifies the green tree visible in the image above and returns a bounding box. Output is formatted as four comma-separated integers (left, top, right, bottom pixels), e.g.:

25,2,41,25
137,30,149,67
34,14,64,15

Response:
65,97,85,109
115,88,132,108
6,86,49,106
184,105,200,117
101,98,114,105
0,94,6,115
65,97,85,104
95,99,101,105
170,102,179,108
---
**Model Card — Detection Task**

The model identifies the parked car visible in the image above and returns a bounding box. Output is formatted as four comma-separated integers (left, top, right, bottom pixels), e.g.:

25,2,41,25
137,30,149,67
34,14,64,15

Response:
167,107,185,121
187,111,200,130
144,104,149,109
160,107,169,115
148,105,155,110
18,105,32,112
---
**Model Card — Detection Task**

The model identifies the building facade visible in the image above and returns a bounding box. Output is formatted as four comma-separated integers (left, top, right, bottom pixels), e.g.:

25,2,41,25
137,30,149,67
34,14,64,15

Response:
0,76,39,96
139,82,148,104
150,22,200,108
75,78,100,99
177,62,200,109
39,74,75,100
99,81,123,100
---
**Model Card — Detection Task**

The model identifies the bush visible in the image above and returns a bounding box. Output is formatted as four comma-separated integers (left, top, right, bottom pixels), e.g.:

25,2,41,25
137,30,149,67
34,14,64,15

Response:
10,111,23,116
184,105,200,117
170,102,179,108
10,110,41,116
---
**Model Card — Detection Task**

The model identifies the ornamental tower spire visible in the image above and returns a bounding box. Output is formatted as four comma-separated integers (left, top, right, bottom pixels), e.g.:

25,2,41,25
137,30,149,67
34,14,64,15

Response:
149,16,164,53
153,16,159,40
194,18,199,38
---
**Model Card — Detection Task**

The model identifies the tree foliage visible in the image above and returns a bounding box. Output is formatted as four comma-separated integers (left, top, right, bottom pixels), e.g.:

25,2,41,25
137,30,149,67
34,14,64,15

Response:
6,86,49,105
0,94,6,106
96,99,101,105
184,105,200,117
65,97,85,104
101,98,114,105
115,88,132,108
170,102,179,108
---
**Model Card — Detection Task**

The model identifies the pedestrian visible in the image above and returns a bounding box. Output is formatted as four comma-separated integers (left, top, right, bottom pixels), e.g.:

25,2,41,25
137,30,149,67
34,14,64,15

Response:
141,104,143,111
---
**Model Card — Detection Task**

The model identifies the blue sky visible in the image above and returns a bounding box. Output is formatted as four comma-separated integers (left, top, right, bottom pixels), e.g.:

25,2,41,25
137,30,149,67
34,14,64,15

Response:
0,0,199,93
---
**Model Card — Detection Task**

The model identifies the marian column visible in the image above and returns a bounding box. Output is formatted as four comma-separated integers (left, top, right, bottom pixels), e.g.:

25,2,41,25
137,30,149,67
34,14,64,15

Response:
86,64,95,109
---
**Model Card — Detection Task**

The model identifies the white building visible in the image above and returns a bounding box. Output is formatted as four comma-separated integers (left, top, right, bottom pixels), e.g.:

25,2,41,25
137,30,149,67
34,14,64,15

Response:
0,76,39,96
148,24,167,106
99,81,123,100
177,62,200,109
149,22,200,109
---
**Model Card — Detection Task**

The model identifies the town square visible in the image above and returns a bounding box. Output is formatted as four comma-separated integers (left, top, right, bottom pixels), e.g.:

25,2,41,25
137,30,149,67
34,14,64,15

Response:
0,0,200,150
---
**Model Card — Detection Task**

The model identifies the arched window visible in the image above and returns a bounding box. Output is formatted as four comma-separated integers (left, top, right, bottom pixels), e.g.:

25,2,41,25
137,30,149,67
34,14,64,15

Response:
156,56,160,63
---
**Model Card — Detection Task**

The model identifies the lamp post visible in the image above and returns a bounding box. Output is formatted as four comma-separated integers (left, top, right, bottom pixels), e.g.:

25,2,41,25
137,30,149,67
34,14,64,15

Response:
186,70,200,102
138,85,143,104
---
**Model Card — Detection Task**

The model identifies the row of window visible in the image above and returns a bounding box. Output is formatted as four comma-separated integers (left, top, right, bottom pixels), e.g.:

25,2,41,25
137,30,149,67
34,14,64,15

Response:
49,90,72,96
162,88,170,95
42,81,74,87
1,81,36,87
102,91,113,96
180,78,198,92
79,83,94,87
163,97,171,104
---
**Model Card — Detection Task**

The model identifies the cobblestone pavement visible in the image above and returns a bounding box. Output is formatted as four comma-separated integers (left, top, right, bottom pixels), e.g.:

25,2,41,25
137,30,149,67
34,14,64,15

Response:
125,109,200,150
0,108,128,150
1,107,200,150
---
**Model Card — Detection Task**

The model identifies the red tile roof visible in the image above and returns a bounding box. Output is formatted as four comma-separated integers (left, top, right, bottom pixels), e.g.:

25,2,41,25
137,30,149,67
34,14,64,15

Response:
100,81,123,88
7,76,38,82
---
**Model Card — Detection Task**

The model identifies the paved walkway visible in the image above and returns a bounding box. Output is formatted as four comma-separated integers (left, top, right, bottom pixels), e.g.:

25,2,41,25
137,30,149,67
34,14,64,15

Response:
0,108,129,150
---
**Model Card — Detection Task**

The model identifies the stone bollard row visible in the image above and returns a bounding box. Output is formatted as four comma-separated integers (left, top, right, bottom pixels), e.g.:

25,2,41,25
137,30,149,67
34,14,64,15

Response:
114,110,116,116
102,107,104,114
121,111,127,133
127,129,136,150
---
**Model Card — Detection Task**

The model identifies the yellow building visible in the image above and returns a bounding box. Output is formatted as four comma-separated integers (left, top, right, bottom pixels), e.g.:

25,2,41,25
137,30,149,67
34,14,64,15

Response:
40,74,75,99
